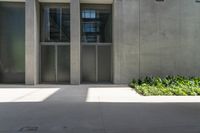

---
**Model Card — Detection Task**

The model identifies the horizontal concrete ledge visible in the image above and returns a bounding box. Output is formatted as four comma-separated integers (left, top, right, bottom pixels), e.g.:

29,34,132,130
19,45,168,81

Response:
80,0,113,4
0,0,25,2
0,0,70,2
86,87,200,103
0,0,113,4
87,96,200,103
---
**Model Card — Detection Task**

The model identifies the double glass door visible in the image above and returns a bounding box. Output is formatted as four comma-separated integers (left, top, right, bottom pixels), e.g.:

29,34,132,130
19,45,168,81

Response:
82,44,112,83
81,5,112,83
40,4,70,83
41,45,70,83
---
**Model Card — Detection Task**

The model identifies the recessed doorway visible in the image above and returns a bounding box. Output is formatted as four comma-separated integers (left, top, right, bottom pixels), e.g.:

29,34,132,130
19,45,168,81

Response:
81,4,112,83
40,3,70,84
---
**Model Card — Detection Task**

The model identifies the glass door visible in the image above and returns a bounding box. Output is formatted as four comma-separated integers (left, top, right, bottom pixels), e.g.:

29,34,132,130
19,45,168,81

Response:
40,4,70,84
81,4,112,83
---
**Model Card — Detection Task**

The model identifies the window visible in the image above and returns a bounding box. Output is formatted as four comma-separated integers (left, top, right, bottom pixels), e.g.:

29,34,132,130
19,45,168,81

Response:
81,5,112,83
41,4,70,42
40,4,70,83
83,23,98,33
0,2,25,83
81,5,112,43
82,10,96,19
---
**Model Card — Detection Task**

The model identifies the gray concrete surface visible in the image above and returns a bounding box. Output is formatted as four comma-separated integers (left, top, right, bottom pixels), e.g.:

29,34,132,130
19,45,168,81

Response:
70,0,81,85
113,0,140,84
25,0,40,85
0,85,200,133
22,0,200,84
113,0,200,83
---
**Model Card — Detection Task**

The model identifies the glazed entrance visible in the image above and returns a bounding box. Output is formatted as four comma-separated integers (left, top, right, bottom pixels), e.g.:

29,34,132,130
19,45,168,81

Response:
40,4,70,84
81,4,112,83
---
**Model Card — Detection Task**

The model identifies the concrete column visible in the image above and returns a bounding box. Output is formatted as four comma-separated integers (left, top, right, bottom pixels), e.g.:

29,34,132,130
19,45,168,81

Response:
70,0,81,84
25,0,40,85
113,0,122,84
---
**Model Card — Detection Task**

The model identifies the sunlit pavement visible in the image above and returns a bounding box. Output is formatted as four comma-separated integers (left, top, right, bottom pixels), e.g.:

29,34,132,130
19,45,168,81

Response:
0,85,200,133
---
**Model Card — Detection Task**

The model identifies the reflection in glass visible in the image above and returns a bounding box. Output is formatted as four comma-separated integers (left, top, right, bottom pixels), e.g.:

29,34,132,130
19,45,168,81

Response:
98,46,111,82
40,4,70,84
41,46,56,82
81,5,112,83
0,2,25,83
57,46,70,82
82,46,96,82
81,5,112,43
82,10,96,19
41,45,70,83
41,4,70,42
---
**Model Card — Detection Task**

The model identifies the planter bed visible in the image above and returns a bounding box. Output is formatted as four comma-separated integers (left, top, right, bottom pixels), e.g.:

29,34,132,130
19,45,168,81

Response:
130,76,200,96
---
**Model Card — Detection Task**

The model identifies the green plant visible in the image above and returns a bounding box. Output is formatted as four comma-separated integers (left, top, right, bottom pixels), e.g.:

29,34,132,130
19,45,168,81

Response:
130,76,200,96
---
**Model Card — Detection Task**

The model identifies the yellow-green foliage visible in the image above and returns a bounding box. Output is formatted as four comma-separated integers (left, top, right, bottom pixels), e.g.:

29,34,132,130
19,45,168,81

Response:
130,76,200,96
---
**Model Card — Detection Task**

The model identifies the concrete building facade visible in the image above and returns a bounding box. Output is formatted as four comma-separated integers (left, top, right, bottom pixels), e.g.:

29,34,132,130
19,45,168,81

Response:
0,0,200,85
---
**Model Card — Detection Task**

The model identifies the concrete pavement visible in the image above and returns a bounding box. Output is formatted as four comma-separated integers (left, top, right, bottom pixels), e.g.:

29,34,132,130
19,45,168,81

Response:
0,85,200,133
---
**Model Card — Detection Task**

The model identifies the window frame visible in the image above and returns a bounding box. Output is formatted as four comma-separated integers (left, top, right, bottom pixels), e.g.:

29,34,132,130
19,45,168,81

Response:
80,4,113,44
40,3,70,43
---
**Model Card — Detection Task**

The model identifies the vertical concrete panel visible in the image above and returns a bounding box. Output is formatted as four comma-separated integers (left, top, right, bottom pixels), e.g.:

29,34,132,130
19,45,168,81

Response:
35,1,40,84
120,0,139,83
113,0,122,83
158,0,180,76
113,0,139,83
140,0,180,78
193,2,200,76
70,0,81,84
114,0,200,83
140,0,160,78
121,0,140,83
179,0,200,76
25,0,39,85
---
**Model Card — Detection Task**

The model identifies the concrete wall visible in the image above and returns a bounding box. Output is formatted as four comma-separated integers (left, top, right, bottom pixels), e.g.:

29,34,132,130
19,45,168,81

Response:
113,0,200,83
2,0,200,84
25,0,40,85
113,0,140,84
70,0,81,84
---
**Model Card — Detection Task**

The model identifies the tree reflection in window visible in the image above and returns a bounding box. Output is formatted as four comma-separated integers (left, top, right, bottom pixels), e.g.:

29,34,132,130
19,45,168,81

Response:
82,10,96,19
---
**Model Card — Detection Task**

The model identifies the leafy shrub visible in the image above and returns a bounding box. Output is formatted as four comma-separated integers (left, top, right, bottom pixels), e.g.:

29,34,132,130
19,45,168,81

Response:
130,76,200,96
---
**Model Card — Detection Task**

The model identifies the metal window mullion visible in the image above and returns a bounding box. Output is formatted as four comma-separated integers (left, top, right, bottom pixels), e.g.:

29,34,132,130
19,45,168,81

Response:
111,45,113,82
48,8,50,41
55,46,58,82
39,46,42,83
82,43,112,46
60,8,62,41
40,42,70,46
96,45,98,82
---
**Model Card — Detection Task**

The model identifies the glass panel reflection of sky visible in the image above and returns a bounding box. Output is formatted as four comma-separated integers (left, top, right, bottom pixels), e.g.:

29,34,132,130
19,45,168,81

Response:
83,23,96,32
82,10,96,19
81,6,112,43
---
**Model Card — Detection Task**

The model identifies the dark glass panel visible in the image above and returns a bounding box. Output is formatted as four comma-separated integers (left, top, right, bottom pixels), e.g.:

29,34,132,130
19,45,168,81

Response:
82,10,96,19
41,46,56,82
61,8,70,42
82,46,96,83
41,4,70,42
49,8,61,41
81,5,112,43
98,46,111,82
57,46,70,82
0,2,25,83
